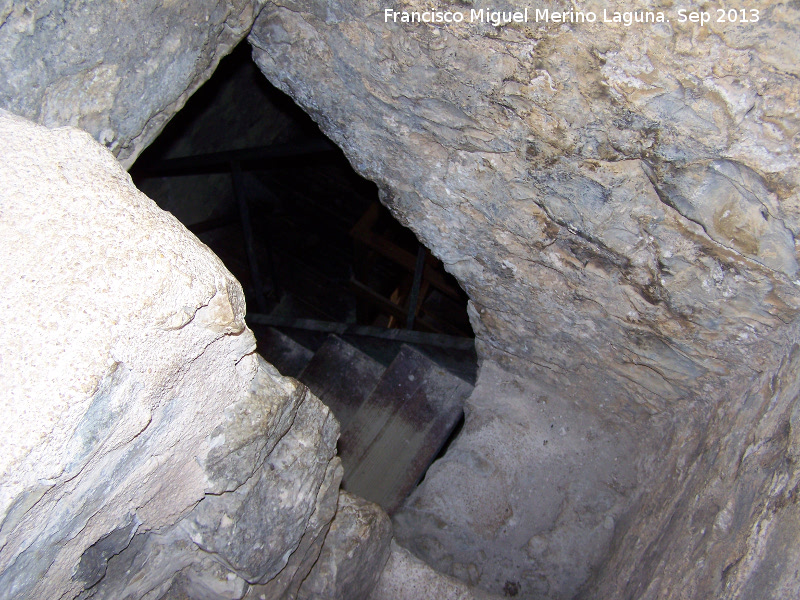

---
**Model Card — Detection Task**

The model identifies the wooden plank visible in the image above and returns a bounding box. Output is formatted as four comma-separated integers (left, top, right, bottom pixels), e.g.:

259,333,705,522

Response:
350,203,462,301
133,139,338,177
340,345,473,514
231,160,269,313
406,245,427,329
186,213,238,235
349,279,452,335
338,345,429,468
350,229,462,301
299,335,385,431
245,314,475,350
416,305,472,338
349,279,409,322
349,202,381,239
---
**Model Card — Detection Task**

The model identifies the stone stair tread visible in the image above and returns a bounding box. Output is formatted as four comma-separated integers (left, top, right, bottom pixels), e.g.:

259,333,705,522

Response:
298,334,385,431
340,344,473,514
256,326,314,378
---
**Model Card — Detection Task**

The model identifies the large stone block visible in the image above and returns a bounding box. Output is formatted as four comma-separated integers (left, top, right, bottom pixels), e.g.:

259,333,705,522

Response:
298,490,393,600
370,541,502,600
82,359,342,600
249,0,800,409
248,3,800,598
0,112,342,600
0,0,267,167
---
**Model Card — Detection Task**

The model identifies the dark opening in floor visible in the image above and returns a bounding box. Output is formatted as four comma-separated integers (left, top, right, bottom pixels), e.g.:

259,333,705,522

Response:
130,41,477,513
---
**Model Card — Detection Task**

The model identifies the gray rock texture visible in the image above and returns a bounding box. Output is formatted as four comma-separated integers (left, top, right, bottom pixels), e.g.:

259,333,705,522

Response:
298,491,393,600
249,0,800,408
0,0,266,168
247,1,800,598
369,541,503,600
134,45,309,229
0,112,342,600
393,361,639,599
2,0,800,597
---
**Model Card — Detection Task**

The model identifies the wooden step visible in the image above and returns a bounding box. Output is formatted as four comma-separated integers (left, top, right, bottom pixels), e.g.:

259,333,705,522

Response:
339,344,473,514
254,326,314,378
298,335,385,431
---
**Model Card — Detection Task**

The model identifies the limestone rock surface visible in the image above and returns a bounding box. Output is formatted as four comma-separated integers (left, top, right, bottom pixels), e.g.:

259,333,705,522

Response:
249,0,800,408
2,0,800,596
248,2,800,598
298,490,393,600
0,0,266,167
84,359,342,600
0,112,342,600
393,361,639,599
133,46,307,229
369,541,503,600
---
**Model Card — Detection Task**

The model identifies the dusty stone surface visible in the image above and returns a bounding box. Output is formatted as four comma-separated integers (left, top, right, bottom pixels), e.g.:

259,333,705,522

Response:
370,541,503,600
249,2,800,598
584,342,800,600
0,112,342,600
298,490,393,600
0,0,266,168
393,361,639,599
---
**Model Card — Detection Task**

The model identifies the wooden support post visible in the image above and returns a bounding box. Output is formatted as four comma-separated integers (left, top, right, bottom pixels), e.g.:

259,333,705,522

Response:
406,244,427,330
230,160,269,313
353,240,372,325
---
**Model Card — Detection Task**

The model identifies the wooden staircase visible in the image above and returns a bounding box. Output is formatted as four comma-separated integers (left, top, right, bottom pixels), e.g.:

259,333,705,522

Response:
257,328,473,514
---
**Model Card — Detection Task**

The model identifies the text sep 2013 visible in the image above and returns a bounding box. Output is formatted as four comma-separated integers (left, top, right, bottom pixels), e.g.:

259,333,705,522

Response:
383,7,761,27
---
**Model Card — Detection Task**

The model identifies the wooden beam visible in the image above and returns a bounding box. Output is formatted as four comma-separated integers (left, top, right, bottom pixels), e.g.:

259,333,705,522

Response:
133,139,338,177
406,245,427,329
350,228,462,301
186,213,238,235
245,313,474,349
349,279,456,335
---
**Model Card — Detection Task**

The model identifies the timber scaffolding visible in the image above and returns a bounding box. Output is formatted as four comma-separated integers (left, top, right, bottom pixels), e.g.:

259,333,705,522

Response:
132,139,475,349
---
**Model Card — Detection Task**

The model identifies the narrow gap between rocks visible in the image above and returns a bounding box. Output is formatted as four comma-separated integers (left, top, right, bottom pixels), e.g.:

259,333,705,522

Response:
129,40,477,516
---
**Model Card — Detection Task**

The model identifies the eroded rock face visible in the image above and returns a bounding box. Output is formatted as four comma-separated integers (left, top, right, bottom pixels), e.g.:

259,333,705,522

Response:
3,0,800,597
83,358,343,600
0,112,342,600
249,0,800,408
248,2,800,598
0,0,266,168
393,361,639,599
299,490,393,600
370,540,503,600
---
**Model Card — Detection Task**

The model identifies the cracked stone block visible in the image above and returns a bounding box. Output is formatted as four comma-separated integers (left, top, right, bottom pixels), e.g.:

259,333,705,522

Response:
0,112,343,600
298,490,393,600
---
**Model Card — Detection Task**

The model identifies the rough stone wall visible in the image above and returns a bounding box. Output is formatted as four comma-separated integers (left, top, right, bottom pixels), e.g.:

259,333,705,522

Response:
300,491,393,600
370,540,503,600
0,112,343,600
393,361,640,599
586,340,800,599
249,0,800,410
2,0,799,597
247,1,800,598
0,0,266,168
